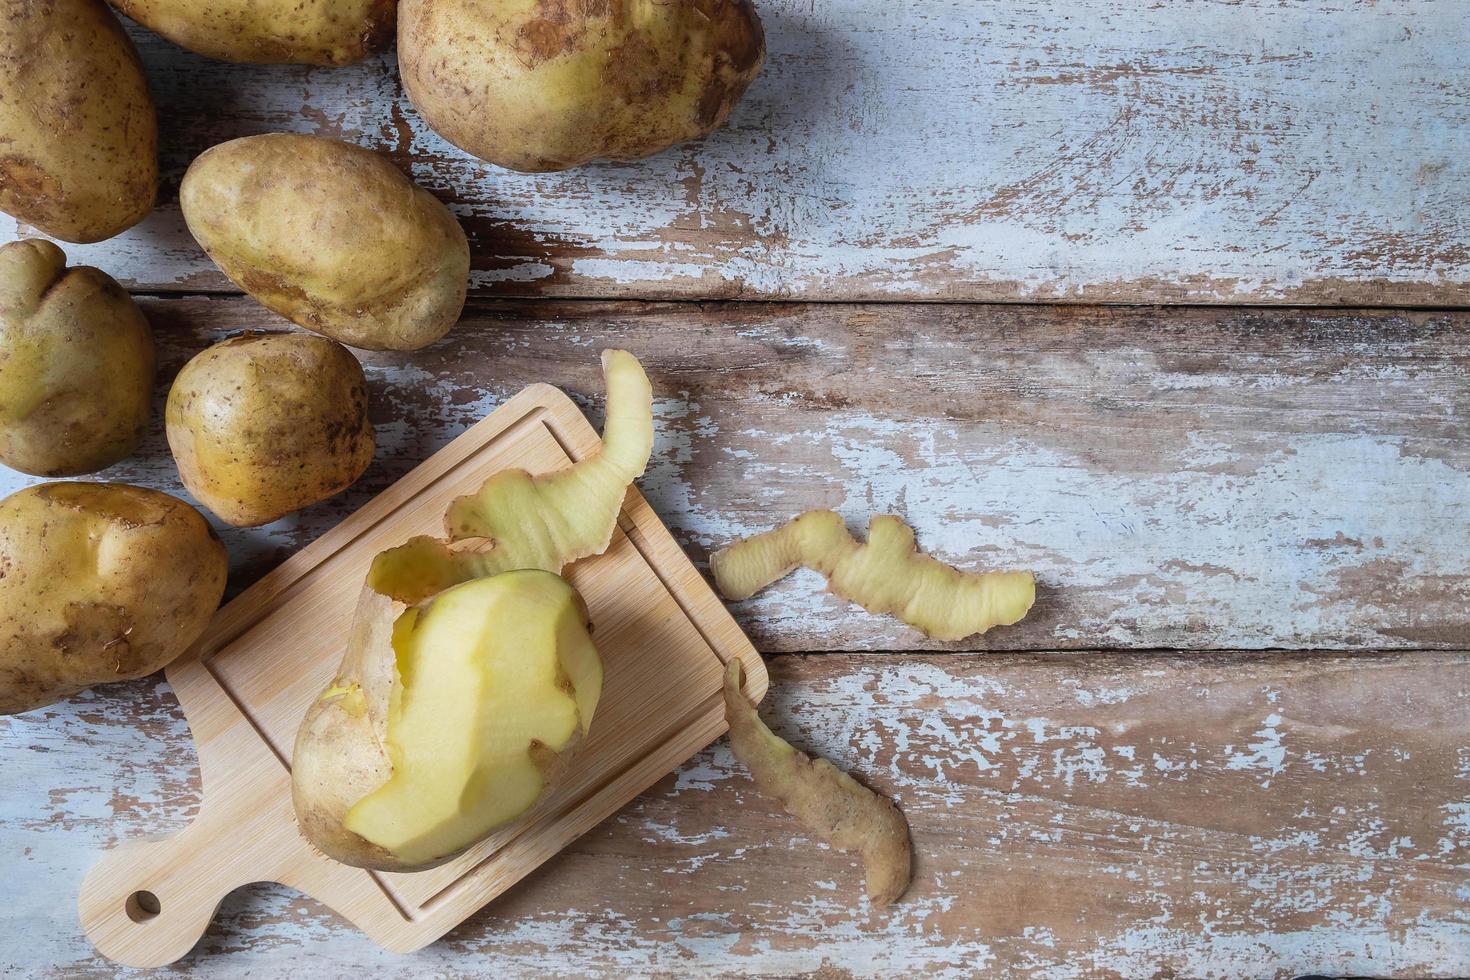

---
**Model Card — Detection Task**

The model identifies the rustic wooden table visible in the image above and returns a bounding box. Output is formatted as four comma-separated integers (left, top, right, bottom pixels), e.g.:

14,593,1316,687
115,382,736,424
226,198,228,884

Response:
3,2,1468,976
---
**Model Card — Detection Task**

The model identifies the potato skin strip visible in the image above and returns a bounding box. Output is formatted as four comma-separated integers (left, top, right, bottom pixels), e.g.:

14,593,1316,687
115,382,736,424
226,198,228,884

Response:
710,510,1035,641
722,659,912,907
442,349,654,574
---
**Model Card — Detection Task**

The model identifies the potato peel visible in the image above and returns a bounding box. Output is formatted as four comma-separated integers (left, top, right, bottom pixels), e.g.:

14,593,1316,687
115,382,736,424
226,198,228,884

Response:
723,659,912,907
711,510,1035,641
442,349,654,572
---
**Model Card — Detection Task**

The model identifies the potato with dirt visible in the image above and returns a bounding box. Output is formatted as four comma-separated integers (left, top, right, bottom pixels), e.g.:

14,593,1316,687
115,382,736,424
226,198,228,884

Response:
0,482,228,715
107,0,395,65
166,332,375,527
398,0,765,172
0,0,158,242
180,134,469,352
0,240,155,477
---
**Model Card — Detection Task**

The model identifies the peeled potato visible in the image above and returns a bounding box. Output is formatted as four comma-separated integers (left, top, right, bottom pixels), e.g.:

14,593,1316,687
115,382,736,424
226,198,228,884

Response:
293,568,600,870
399,0,765,171
181,134,469,351
292,349,654,870
0,482,227,715
0,240,155,477
107,0,395,65
0,0,158,242
166,332,375,527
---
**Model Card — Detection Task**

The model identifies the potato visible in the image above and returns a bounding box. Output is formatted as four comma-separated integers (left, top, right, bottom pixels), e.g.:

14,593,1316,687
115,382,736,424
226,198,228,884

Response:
0,240,155,477
166,332,375,527
180,134,468,351
0,0,157,243
398,0,765,172
293,567,600,870
0,482,227,715
292,349,651,870
107,0,394,65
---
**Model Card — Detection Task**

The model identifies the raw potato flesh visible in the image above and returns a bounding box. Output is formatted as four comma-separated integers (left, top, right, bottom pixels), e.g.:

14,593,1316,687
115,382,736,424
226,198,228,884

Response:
293,567,600,870
293,350,652,870
345,570,600,867
443,349,654,571
711,511,1035,641
723,659,912,907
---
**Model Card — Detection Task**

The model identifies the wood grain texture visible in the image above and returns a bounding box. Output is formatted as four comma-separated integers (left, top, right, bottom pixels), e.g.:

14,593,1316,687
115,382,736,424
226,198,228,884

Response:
4,651,1467,977
0,297,1462,654
5,1,1467,305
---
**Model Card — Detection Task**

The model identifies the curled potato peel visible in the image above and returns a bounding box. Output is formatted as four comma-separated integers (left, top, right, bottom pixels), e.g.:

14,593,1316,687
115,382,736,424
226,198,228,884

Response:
723,659,912,907
712,511,1035,641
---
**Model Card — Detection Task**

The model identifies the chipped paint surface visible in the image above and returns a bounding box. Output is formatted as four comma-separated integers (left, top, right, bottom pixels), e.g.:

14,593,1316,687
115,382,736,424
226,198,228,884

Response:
4,2,1467,304
2,653,1467,976
8,297,1458,651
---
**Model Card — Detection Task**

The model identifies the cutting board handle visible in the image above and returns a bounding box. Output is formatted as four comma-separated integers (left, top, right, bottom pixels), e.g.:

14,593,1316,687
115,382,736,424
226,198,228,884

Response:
78,772,308,968
78,802,291,968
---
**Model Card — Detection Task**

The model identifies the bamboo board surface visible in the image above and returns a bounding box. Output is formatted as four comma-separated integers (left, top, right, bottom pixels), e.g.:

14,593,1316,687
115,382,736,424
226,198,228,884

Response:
72,382,765,969
6,1,1468,305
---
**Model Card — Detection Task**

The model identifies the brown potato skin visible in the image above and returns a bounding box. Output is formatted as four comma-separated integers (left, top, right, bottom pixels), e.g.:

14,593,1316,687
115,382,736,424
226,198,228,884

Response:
107,0,395,65
0,0,158,242
398,0,765,172
0,482,227,715
0,240,155,477
180,134,469,351
166,332,375,527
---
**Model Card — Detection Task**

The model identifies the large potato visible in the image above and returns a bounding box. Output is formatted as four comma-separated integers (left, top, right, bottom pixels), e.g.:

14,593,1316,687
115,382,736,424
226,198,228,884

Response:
294,562,601,871
106,0,395,66
0,482,227,715
0,0,157,242
398,0,765,172
167,332,375,527
0,240,155,477
180,134,468,351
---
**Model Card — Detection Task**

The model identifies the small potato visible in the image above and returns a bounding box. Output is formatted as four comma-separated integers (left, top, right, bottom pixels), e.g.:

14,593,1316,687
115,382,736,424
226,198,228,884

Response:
166,332,375,527
180,134,468,352
0,240,155,477
0,482,227,715
0,0,158,243
398,0,765,172
107,0,394,65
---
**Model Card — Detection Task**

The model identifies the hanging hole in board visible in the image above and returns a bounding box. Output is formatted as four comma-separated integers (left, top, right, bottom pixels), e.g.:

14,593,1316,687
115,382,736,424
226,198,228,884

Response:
125,890,160,923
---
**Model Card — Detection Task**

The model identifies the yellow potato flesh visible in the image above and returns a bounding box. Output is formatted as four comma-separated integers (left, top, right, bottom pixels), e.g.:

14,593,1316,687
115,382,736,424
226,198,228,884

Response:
711,511,1035,641
343,570,600,866
293,349,650,869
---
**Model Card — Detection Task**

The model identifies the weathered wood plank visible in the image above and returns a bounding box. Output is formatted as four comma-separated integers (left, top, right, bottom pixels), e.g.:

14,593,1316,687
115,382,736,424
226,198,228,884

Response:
6,2,1467,304
3,651,1466,977
1,297,1464,653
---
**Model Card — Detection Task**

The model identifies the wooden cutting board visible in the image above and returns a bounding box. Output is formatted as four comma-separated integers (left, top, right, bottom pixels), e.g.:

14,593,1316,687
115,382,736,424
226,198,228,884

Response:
76,381,766,969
